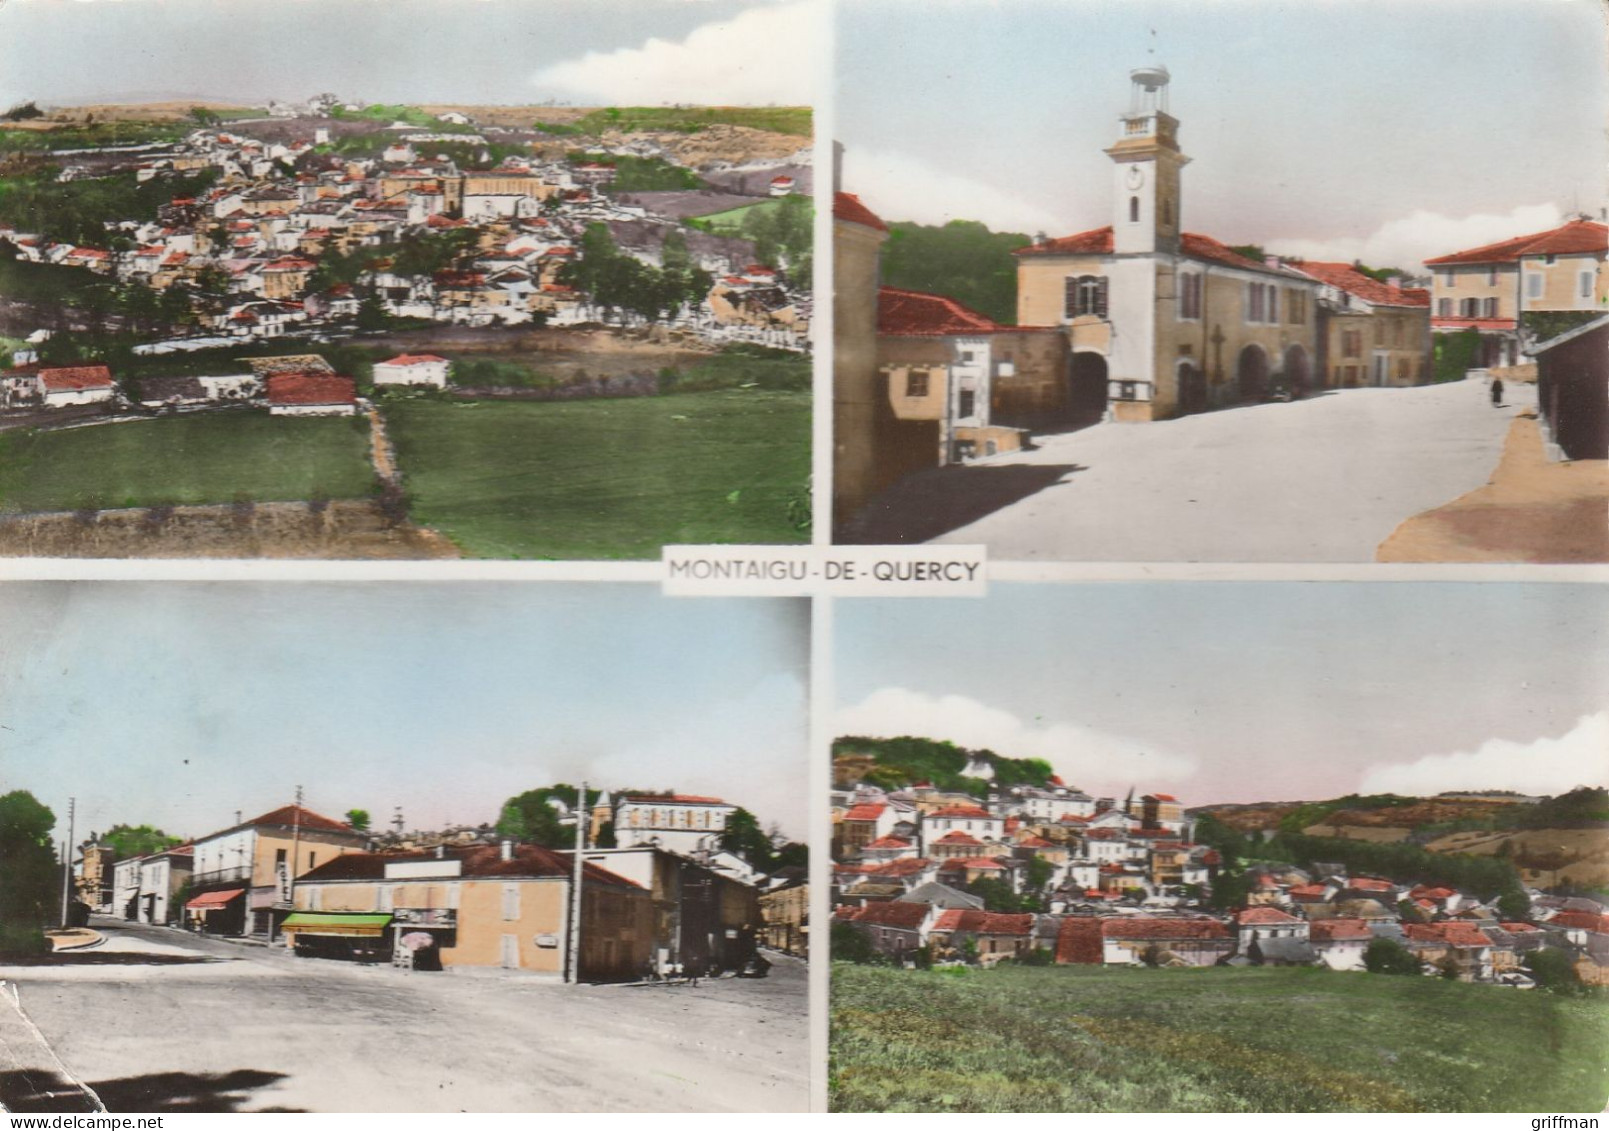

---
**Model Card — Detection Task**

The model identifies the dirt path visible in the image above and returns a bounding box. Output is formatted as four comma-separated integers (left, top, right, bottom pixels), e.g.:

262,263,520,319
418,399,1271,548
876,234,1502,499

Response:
1377,412,1609,563
365,402,399,484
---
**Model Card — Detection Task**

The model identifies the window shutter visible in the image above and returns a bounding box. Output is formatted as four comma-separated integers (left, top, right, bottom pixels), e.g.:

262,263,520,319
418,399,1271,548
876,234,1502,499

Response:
1095,276,1109,318
1064,276,1077,318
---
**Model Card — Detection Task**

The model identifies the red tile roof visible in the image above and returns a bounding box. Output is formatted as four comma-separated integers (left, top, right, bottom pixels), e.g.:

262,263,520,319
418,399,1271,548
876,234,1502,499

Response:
235,804,358,835
928,805,993,820
1145,793,1179,802
865,835,912,850
1310,918,1372,942
1548,911,1609,933
621,794,728,805
932,909,1034,935
940,857,1005,871
379,354,449,366
1014,225,1297,278
843,803,887,822
877,286,1002,337
833,192,887,233
38,365,114,392
1056,917,1104,963
1102,917,1231,941
265,373,357,407
869,858,933,878
1293,261,1430,308
1018,836,1057,849
849,901,929,929
933,831,984,846
1424,219,1607,266
1236,907,1302,926
1346,877,1397,893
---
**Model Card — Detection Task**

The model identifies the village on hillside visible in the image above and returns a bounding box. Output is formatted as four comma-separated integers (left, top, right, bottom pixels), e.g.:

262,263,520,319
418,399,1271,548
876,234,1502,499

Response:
0,96,813,558
831,740,1609,989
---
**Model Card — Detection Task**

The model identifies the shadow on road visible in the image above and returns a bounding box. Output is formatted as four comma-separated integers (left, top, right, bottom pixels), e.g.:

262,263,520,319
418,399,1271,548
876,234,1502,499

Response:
1,953,219,967
0,1068,302,1113
838,464,1083,544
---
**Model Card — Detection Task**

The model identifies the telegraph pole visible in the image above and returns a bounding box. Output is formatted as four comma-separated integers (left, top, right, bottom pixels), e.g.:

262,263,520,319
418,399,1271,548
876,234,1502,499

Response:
59,797,75,927
566,782,587,985
282,785,303,943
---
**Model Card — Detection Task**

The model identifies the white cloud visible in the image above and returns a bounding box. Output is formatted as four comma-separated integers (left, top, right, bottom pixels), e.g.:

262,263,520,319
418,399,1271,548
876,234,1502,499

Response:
835,687,1197,790
1359,712,1609,797
529,1,819,107
1266,203,1565,273
842,146,1066,235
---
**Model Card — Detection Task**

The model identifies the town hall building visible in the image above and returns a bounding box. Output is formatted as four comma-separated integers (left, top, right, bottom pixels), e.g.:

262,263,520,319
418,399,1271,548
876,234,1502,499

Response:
1014,66,1325,422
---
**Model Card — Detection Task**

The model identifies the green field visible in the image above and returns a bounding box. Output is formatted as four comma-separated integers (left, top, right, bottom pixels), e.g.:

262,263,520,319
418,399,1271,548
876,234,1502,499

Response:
541,106,812,138
0,412,374,512
384,389,809,558
687,198,783,233
832,963,1609,1112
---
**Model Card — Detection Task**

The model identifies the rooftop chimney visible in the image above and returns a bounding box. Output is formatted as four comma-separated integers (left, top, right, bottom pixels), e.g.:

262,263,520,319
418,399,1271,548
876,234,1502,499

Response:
434,844,446,860
1264,254,1282,269
499,838,514,862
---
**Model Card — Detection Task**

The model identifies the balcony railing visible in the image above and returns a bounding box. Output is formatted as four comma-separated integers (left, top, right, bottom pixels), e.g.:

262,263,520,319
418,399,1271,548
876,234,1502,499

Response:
191,864,255,886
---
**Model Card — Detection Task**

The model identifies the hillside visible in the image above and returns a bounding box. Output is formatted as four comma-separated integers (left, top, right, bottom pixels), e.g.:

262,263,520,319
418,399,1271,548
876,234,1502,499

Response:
832,735,1053,798
832,964,1609,1112
879,220,1031,326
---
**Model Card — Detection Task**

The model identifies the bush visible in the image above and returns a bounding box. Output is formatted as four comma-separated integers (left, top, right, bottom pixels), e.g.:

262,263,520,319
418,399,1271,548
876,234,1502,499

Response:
1524,947,1583,994
0,924,50,958
1364,937,1422,976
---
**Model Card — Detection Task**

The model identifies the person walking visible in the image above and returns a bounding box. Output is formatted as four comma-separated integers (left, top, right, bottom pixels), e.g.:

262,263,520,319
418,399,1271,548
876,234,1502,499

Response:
1490,377,1505,407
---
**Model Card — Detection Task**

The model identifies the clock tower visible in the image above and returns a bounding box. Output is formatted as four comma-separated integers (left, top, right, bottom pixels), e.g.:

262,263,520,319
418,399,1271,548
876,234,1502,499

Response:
1106,65,1188,255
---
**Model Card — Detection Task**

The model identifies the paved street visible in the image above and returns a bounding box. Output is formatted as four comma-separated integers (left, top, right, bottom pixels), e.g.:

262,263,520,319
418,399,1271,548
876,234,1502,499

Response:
0,919,808,1113
851,379,1532,561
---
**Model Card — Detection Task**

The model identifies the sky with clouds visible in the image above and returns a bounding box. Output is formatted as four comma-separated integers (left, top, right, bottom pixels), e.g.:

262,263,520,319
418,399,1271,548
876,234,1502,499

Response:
834,583,1609,806
837,0,1607,272
0,584,810,845
0,0,816,109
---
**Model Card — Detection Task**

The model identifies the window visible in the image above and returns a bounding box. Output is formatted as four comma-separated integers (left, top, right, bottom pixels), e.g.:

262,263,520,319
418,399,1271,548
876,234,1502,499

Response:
1118,381,1138,401
957,390,976,419
1437,298,1452,317
1128,196,1140,223
501,884,520,921
1064,275,1108,319
958,350,976,364
1247,281,1278,323
1161,198,1172,226
1444,271,1456,289
1460,297,1479,318
1482,297,1498,319
1177,272,1202,319
1525,273,1543,300
1487,267,1498,286
1287,289,1307,325
1341,330,1362,358
905,370,928,398
1581,270,1596,300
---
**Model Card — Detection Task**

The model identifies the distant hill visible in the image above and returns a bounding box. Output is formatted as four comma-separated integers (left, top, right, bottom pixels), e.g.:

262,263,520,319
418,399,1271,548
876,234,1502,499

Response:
879,220,1031,326
833,734,1053,798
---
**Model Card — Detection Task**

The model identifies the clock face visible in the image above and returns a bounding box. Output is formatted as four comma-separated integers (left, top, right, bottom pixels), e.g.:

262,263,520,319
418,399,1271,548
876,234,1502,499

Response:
1126,164,1145,190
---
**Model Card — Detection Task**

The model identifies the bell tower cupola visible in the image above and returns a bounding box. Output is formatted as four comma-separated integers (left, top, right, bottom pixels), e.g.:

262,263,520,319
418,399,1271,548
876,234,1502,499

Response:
1105,65,1189,255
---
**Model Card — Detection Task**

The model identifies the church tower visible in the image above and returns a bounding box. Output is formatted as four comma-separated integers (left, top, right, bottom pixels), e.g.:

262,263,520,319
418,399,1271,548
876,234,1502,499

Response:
1105,65,1189,255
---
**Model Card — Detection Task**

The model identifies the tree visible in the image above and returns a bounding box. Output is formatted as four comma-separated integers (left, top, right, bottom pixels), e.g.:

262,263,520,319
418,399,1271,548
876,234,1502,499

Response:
1524,947,1583,994
0,792,59,932
355,295,390,331
1497,890,1531,922
494,785,599,849
1363,937,1422,976
718,807,777,872
830,921,884,965
188,106,220,128
966,876,1026,913
3,101,44,122
103,823,180,860
345,809,371,831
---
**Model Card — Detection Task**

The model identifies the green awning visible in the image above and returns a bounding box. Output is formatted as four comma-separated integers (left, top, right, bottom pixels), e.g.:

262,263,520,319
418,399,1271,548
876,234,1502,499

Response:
281,913,393,937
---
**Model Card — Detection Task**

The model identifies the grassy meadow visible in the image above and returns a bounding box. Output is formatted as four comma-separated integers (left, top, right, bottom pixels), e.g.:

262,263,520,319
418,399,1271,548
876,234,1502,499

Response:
383,388,810,558
831,963,1609,1112
0,412,374,513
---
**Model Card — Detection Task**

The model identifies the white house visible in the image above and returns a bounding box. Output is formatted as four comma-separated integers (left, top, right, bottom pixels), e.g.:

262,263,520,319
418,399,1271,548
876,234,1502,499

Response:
920,804,1005,854
612,793,738,856
111,857,144,921
137,847,193,926
1310,918,1371,971
372,354,451,389
38,365,116,407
